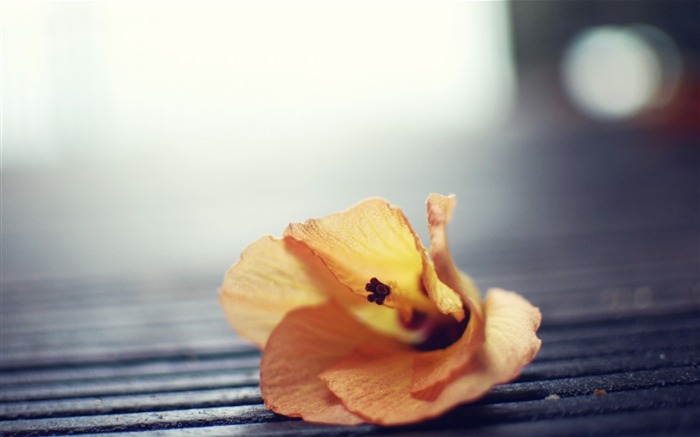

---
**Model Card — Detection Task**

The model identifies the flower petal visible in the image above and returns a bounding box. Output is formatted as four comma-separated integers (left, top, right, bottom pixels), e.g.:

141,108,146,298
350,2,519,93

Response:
284,198,438,317
319,345,422,425
475,288,542,376
260,301,405,425
219,236,341,347
420,258,466,321
320,288,541,425
409,194,488,396
426,194,482,322
410,308,482,399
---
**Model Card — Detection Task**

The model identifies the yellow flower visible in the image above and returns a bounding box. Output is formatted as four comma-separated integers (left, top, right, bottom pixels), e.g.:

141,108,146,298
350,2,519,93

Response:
220,194,541,425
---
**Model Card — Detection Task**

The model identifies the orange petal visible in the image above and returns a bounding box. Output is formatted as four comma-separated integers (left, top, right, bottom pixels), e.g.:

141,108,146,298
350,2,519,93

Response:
219,236,344,347
284,198,439,317
320,345,424,425
321,288,541,425
412,287,540,398
420,258,466,321
410,309,482,399
260,301,405,425
426,194,482,322
476,288,542,376
409,194,487,396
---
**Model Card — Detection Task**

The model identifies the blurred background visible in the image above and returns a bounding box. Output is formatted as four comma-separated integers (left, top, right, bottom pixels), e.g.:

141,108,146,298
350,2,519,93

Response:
2,0,698,283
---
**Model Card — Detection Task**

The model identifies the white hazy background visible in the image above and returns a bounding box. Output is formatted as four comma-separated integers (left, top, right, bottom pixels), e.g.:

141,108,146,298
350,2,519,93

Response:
2,1,517,279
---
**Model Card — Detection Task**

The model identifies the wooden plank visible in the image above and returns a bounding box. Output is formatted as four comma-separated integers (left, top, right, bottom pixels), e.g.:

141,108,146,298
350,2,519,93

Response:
0,356,260,386
0,405,280,435
0,370,260,402
0,387,262,420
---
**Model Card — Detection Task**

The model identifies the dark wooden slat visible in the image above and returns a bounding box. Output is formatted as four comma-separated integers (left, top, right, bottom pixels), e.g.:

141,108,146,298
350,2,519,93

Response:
0,300,219,331
0,282,214,311
0,323,235,353
466,247,699,282
517,347,700,382
0,275,213,301
0,356,260,386
487,273,700,303
475,260,700,296
83,421,375,437
431,384,700,429
537,311,700,341
484,366,700,403
536,322,700,362
0,405,281,436
0,387,262,420
0,342,257,372
396,405,700,437
0,370,260,402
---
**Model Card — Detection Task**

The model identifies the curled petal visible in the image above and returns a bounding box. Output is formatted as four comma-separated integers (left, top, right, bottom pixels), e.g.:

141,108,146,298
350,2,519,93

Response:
409,194,488,396
426,194,483,322
320,288,541,425
219,236,340,347
420,260,466,322
284,198,443,318
260,301,406,425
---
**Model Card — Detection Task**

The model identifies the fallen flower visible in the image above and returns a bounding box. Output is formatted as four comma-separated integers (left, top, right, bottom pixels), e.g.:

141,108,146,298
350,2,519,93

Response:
220,194,541,425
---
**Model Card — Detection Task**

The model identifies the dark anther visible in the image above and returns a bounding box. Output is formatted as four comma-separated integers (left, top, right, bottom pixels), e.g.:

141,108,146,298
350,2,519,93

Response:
365,277,391,305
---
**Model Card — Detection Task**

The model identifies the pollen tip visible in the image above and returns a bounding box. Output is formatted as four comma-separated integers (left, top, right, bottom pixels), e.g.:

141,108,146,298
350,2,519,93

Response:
365,277,391,306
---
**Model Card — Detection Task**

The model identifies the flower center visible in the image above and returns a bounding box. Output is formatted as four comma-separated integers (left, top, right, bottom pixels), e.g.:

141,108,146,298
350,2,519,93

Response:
399,309,469,350
363,277,468,350
365,277,391,305
414,315,469,351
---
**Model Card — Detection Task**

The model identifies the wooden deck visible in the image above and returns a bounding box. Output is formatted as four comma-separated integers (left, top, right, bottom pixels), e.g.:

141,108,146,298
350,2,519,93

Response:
2,131,699,435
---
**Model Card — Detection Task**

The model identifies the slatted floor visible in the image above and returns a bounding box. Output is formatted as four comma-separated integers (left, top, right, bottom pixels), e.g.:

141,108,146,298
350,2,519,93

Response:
2,223,699,436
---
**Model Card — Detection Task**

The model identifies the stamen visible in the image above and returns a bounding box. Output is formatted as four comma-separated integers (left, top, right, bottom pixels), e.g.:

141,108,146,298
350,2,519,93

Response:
365,277,391,305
